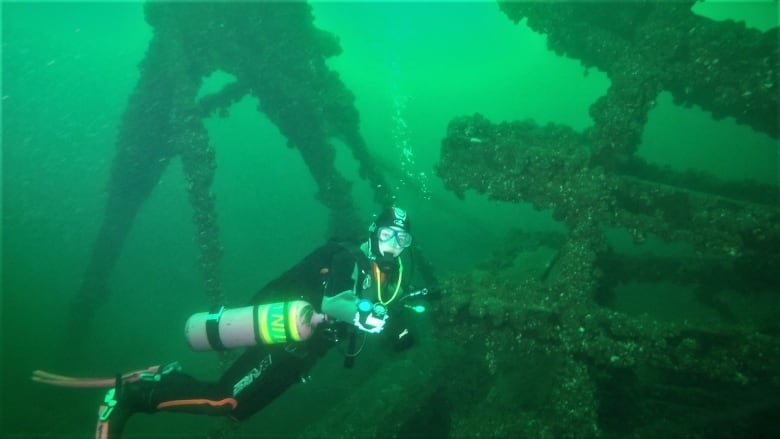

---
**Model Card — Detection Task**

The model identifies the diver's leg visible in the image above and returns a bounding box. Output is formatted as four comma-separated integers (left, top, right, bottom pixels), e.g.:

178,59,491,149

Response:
219,344,314,421
97,362,234,439
98,344,318,438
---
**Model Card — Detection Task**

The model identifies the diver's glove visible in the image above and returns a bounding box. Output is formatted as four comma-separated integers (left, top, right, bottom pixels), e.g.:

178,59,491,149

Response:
383,315,414,351
321,291,359,323
392,328,414,351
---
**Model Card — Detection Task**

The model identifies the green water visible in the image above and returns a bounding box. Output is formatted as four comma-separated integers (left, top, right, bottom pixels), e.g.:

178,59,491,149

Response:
2,1,777,438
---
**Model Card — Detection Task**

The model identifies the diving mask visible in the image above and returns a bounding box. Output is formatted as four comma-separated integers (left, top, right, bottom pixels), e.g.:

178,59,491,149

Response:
377,226,413,248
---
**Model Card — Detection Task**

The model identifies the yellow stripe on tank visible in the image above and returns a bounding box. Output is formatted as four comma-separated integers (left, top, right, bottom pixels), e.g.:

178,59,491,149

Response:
287,301,302,342
259,304,272,344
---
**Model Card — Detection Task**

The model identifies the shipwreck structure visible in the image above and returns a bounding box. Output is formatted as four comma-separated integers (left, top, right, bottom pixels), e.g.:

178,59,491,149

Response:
423,2,778,438
71,1,777,437
70,2,392,338
303,2,779,438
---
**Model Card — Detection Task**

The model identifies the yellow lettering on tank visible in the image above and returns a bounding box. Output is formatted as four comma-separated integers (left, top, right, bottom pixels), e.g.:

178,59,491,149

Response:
271,313,285,331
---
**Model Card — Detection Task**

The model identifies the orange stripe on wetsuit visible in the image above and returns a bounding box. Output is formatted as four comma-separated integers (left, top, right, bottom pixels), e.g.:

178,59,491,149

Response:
156,397,238,414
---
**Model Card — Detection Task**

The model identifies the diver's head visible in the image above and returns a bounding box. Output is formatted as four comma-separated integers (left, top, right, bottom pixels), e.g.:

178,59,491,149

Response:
369,206,412,261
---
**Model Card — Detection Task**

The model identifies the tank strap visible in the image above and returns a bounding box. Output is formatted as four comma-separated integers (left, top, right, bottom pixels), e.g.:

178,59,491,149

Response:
205,306,226,351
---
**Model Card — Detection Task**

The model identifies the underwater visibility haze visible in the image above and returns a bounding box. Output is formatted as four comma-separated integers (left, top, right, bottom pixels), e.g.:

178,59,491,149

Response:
2,1,779,438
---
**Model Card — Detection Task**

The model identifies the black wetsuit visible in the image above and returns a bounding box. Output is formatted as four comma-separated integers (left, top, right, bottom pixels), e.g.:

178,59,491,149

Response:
106,240,413,437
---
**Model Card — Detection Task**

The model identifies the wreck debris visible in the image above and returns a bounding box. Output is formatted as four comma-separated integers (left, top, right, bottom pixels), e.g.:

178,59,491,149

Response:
426,2,779,436
71,2,391,339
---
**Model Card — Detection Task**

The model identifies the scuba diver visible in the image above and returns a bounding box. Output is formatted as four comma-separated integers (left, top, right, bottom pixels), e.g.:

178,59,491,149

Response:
32,206,431,439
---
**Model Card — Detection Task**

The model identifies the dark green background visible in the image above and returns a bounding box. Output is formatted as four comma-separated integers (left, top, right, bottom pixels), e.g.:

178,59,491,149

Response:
2,2,776,437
